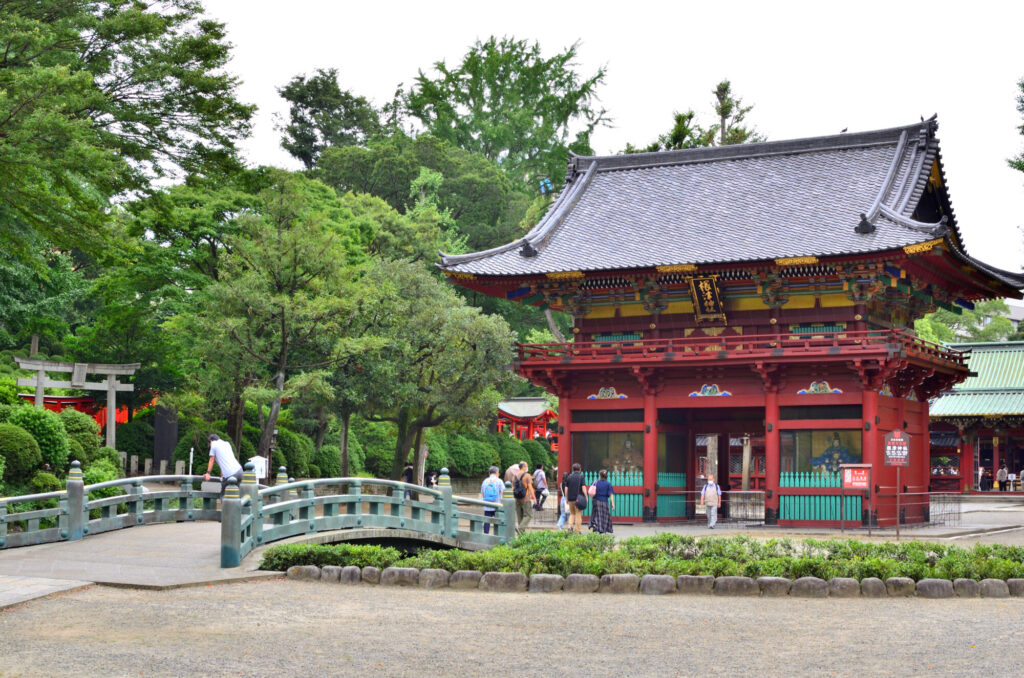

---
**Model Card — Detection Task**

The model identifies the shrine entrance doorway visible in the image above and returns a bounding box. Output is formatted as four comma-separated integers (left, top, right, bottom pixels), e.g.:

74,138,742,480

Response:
656,407,766,520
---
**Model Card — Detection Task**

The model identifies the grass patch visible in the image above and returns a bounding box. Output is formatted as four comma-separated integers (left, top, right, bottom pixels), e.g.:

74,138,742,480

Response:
259,532,1024,581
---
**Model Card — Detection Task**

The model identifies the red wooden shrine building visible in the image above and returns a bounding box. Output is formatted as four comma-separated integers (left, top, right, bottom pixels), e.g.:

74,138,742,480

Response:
496,397,558,449
440,118,1024,525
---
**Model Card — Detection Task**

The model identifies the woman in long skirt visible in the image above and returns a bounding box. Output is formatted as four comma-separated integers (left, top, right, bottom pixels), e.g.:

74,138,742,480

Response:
589,469,615,534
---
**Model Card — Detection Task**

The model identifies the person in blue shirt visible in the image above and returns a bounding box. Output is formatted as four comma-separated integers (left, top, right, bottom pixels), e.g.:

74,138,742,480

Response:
589,469,615,534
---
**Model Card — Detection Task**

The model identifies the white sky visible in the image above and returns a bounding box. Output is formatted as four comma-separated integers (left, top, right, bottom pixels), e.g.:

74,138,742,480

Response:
203,0,1024,272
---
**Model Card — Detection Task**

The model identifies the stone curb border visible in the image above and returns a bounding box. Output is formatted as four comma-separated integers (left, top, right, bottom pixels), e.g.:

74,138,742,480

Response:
285,566,1024,599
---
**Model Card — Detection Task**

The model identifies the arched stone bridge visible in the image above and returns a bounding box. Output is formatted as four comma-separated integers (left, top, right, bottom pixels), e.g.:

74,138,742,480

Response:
0,463,515,570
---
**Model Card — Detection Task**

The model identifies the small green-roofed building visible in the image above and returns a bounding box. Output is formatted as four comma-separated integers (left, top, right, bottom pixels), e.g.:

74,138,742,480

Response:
930,342,1024,491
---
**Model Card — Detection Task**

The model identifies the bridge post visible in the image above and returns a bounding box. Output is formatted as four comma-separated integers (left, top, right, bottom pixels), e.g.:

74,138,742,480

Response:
438,469,453,537
498,481,515,544
220,477,242,568
242,462,261,545
66,461,85,542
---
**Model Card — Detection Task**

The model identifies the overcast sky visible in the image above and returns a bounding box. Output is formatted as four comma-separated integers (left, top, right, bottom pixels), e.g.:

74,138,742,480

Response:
203,0,1024,272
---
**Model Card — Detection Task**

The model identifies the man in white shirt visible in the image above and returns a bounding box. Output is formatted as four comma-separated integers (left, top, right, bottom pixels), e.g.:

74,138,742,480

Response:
204,434,243,496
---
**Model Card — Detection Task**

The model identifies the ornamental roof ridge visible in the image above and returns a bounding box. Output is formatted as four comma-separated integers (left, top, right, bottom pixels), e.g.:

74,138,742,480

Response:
571,119,933,174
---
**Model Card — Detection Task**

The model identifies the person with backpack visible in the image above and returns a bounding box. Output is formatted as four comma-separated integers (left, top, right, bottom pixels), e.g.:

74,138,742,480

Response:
701,473,722,529
512,461,534,534
561,463,587,533
480,466,504,535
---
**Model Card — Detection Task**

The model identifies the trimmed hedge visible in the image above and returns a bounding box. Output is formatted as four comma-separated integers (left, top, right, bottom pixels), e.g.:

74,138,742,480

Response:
58,409,101,463
0,422,43,481
8,407,69,474
260,533,1024,581
115,418,154,460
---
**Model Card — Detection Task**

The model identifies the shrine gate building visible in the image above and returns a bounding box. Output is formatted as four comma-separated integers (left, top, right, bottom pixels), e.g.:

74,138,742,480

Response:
439,118,1024,525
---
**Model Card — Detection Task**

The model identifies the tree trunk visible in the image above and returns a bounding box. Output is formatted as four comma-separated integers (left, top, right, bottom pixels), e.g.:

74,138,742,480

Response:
258,370,286,459
30,334,39,356
338,410,351,478
227,386,245,455
411,427,424,486
313,407,328,453
544,308,566,343
390,407,417,480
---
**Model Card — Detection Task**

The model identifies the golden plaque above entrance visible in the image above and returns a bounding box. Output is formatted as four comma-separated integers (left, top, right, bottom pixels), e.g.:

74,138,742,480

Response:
688,275,726,324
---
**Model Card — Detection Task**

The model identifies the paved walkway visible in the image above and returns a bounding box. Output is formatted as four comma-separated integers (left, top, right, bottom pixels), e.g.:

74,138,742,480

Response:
1,498,1022,610
0,521,277,608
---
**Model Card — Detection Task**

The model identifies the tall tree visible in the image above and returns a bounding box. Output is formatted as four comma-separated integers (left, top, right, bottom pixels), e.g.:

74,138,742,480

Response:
625,79,763,153
707,80,764,146
1010,77,1024,176
277,68,382,169
405,37,608,184
0,0,253,260
355,260,518,479
914,300,1014,343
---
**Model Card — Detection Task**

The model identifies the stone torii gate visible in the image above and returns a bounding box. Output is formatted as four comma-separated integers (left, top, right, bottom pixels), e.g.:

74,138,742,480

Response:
14,358,140,449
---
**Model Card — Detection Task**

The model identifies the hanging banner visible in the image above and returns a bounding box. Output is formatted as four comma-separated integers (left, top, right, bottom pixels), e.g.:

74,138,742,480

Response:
884,430,910,467
688,275,726,324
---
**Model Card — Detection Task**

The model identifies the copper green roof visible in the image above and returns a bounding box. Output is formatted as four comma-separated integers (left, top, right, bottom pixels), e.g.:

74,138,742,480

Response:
931,342,1024,418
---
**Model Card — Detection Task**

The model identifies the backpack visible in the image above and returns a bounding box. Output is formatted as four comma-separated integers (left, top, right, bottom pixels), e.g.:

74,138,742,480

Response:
483,479,500,503
512,473,527,499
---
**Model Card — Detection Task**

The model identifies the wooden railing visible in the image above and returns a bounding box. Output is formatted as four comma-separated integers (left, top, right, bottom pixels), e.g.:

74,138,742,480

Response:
517,329,967,369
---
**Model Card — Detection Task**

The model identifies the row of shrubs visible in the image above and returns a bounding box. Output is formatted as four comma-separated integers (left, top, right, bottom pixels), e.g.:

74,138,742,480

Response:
259,532,1024,582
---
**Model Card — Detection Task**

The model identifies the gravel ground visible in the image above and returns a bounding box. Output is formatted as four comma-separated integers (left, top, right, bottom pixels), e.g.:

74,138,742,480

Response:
0,579,1021,677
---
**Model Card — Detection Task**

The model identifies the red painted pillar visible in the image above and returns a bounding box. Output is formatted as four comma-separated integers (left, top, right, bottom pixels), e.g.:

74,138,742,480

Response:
558,403,571,484
764,387,780,524
862,387,879,524
919,403,930,493
643,391,658,519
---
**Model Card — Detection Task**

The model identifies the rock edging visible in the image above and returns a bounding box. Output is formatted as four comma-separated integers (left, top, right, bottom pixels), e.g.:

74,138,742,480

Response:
284,567,1024,599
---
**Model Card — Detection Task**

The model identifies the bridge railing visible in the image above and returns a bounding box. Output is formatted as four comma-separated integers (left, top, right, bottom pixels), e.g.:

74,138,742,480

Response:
0,462,221,549
220,466,516,567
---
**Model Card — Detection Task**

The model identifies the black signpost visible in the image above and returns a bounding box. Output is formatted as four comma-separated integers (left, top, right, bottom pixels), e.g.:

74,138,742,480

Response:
884,430,911,540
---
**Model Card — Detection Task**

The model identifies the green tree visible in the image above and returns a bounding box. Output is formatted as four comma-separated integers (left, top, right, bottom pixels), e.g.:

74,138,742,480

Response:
405,37,608,184
914,300,1014,343
0,249,85,352
315,132,531,252
707,80,764,146
355,260,518,479
0,0,253,260
277,68,382,169
1010,77,1024,176
625,79,763,153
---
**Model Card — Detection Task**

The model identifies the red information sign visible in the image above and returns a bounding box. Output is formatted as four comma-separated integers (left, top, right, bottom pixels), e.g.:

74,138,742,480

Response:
884,430,910,467
842,466,871,490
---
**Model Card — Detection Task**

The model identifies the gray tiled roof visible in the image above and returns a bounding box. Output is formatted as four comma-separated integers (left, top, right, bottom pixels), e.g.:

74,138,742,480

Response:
439,118,1015,283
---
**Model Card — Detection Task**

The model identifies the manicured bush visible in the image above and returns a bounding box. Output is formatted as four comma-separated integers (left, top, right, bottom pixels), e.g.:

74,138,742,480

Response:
307,463,321,478
67,437,84,465
8,407,69,473
352,418,396,478
83,458,125,515
0,451,5,485
114,418,154,460
259,534,1024,582
30,471,62,494
521,438,551,468
0,422,43,481
260,543,404,571
494,435,527,471
445,434,498,477
59,408,101,463
0,380,19,406
276,428,313,478
93,446,123,471
313,445,340,478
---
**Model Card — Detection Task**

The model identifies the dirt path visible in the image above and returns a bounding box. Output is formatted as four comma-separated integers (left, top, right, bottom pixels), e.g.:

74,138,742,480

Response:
0,579,1019,677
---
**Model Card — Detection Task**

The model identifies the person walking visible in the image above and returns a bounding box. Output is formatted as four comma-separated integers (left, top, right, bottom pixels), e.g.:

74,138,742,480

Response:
701,473,722,529
533,462,548,511
588,469,615,534
402,462,414,499
479,466,504,535
561,463,587,533
203,434,243,497
513,461,534,535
